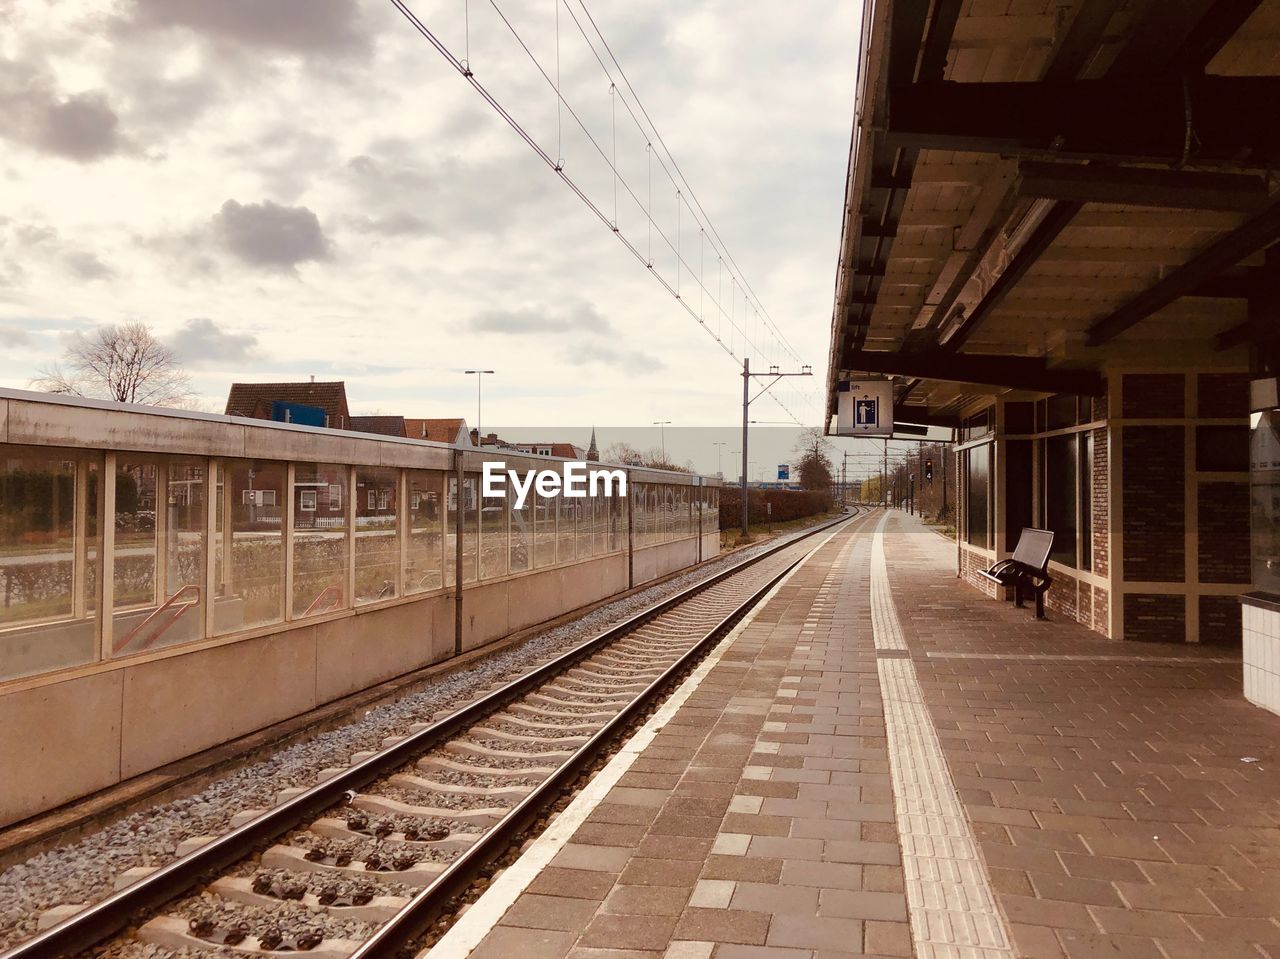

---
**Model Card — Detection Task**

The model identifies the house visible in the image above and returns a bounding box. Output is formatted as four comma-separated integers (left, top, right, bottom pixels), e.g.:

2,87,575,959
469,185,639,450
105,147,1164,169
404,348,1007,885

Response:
225,381,351,430
404,418,472,446
349,415,408,437
512,442,585,459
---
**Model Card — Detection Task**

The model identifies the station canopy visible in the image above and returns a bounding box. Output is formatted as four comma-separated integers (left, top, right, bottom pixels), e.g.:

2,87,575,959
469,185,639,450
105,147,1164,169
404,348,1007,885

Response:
826,0,1280,429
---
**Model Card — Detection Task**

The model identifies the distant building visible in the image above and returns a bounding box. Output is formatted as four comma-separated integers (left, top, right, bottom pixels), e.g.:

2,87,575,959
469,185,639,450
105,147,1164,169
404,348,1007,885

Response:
225,381,351,430
405,418,472,446
511,442,585,459
349,415,408,437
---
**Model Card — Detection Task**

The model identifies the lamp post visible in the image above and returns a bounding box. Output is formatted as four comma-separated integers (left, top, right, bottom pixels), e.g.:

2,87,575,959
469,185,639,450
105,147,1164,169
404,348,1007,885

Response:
712,442,727,477
464,369,495,445
653,420,672,462
740,359,812,537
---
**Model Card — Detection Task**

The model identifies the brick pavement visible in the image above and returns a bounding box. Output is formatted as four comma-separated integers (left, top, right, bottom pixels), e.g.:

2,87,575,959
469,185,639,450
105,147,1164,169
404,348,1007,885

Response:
436,510,1280,959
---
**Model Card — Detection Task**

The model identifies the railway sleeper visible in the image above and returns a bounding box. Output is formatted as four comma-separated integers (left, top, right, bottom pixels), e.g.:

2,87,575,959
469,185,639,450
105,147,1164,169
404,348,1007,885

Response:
416,754,556,779
311,817,479,852
470,724,590,745
391,771,534,799
260,844,446,887
211,876,410,924
444,739,575,761
138,914,360,959
350,793,508,825
505,701,615,720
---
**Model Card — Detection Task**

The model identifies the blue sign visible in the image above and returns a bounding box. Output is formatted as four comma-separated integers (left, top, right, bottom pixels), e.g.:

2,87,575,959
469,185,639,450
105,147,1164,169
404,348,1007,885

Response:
777,464,790,480
855,397,878,427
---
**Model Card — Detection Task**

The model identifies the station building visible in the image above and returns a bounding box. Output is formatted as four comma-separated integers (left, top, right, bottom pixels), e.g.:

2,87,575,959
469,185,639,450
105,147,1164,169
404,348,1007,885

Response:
825,1,1280,709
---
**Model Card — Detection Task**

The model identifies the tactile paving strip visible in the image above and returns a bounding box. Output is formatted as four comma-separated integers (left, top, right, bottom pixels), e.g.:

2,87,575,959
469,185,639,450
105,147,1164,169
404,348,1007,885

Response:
871,514,1015,959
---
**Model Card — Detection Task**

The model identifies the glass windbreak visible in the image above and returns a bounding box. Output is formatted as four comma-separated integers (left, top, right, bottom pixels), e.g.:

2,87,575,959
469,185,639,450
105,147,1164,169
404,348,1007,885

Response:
534,492,556,567
575,493,593,558
557,496,577,563
356,467,400,605
0,449,102,681
406,471,444,594
292,463,349,618
214,459,285,634
509,493,531,573
480,487,508,579
446,475,478,585
1044,434,1079,567
1251,410,1280,594
113,456,207,656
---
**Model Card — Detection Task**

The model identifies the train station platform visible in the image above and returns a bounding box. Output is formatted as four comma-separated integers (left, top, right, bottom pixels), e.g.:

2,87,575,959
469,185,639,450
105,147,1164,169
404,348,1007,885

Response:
432,511,1280,959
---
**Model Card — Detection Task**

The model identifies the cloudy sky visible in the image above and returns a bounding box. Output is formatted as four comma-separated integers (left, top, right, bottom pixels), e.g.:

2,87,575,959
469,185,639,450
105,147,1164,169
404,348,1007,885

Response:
0,0,858,427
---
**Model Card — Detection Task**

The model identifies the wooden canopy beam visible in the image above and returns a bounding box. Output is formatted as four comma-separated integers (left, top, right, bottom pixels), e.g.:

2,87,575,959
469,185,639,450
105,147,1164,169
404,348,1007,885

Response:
885,76,1280,168
840,349,1106,396
1087,198,1280,346
1015,161,1270,213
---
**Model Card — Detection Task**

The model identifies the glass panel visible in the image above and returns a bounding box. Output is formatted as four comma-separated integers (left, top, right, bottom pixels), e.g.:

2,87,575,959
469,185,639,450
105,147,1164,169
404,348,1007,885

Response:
534,491,556,566
113,456,207,655
1251,410,1280,594
965,445,990,549
1045,434,1078,568
446,475,478,585
610,490,625,553
356,467,399,605
480,485,508,579
406,471,444,594
1005,440,1033,547
214,459,285,634
510,491,531,573
293,463,349,618
575,491,593,558
0,449,101,681
113,459,157,612
557,494,577,563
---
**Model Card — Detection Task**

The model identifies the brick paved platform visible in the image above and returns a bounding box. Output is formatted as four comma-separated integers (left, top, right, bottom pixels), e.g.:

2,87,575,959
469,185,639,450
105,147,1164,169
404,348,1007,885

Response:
432,511,1280,959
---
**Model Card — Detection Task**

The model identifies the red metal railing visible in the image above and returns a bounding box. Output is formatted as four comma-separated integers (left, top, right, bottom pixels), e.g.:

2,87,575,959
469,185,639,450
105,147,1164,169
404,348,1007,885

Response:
114,585,201,655
302,585,342,617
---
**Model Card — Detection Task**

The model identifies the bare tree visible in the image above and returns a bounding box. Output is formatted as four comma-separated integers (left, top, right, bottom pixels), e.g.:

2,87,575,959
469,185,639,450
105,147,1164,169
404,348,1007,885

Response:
31,321,193,407
793,427,835,491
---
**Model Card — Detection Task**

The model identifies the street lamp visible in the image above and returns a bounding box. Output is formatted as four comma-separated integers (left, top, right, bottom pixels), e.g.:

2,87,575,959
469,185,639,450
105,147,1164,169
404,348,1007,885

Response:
652,421,671,462
711,441,727,477
464,369,495,445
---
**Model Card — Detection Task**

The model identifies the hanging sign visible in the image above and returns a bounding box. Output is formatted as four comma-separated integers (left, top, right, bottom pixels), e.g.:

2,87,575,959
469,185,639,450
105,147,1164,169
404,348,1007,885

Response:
836,379,893,436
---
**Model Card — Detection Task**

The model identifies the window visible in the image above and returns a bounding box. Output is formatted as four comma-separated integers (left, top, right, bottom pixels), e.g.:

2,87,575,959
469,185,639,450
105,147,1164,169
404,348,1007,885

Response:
536,446,551,456
355,467,399,605
368,490,376,510
328,484,342,511
964,444,990,549
293,464,349,618
406,471,443,594
300,490,317,511
1080,431,1093,572
216,459,285,634
1043,434,1078,567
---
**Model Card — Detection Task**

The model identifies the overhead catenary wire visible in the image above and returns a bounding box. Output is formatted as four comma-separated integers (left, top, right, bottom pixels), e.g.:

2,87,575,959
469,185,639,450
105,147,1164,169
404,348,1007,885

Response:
387,0,815,425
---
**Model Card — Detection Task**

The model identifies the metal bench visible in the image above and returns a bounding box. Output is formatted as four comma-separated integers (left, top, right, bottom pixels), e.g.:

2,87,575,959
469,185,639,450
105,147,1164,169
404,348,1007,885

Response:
978,527,1054,620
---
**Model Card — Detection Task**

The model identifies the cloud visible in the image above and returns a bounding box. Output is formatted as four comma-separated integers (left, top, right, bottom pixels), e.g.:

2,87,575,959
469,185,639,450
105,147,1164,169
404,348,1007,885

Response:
210,199,331,272
63,250,115,281
0,217,115,284
0,326,31,347
0,59,124,162
123,0,370,55
568,341,664,373
469,302,614,335
167,317,260,366
344,212,433,237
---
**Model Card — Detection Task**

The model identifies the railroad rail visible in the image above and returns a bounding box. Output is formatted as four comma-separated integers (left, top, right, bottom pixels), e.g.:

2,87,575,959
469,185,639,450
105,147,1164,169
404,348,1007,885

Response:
4,506,873,959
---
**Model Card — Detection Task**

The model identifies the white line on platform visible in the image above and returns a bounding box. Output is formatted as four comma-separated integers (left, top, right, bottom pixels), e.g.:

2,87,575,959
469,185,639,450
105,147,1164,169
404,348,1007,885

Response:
872,513,1016,959
925,652,1239,664
424,524,847,958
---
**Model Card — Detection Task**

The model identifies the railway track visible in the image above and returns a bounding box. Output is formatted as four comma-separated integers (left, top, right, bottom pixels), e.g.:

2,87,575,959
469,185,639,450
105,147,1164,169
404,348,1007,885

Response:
5,507,872,959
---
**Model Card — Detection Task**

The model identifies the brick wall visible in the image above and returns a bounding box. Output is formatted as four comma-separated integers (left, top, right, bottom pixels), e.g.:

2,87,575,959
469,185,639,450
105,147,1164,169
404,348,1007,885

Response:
1124,593,1186,643
960,545,999,598
1198,372,1248,418
1122,426,1185,582
1199,595,1242,646
1045,569,1081,623
1198,481,1250,584
1092,586,1110,636
1092,427,1109,578
1122,373,1185,418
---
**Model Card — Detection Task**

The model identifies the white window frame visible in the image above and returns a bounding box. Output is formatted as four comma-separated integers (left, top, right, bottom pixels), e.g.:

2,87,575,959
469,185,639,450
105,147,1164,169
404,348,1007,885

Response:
300,489,317,511
328,484,342,510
